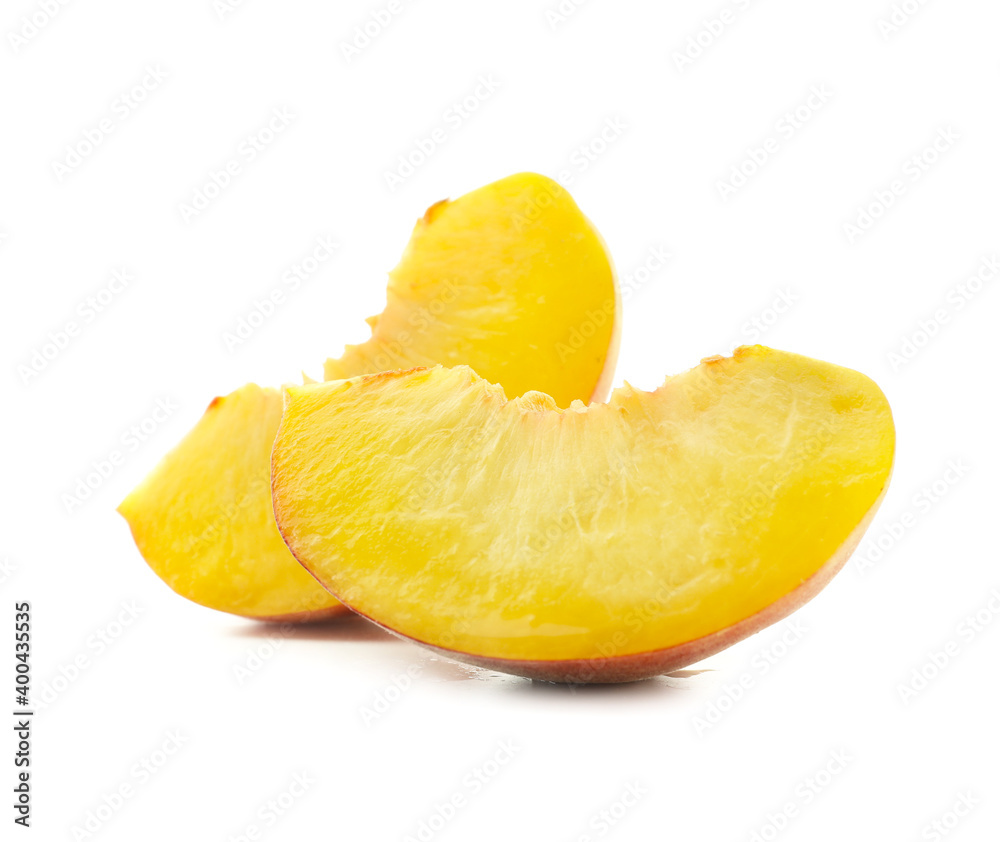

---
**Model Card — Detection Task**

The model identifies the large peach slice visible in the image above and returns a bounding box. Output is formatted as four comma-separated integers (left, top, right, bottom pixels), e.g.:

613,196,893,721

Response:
271,346,895,682
119,173,619,621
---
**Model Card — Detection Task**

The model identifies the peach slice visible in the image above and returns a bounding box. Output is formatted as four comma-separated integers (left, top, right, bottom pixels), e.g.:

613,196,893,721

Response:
118,385,343,621
119,173,619,621
271,346,895,682
325,172,619,406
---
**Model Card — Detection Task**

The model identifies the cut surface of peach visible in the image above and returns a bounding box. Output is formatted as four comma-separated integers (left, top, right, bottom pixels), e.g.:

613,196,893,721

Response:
271,347,895,681
119,172,619,621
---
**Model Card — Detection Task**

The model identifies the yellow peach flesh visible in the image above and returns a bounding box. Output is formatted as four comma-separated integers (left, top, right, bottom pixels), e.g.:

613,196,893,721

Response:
271,346,894,680
119,173,619,620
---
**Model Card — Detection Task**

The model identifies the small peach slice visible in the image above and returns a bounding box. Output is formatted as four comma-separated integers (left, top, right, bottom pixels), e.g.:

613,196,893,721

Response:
324,172,620,407
271,347,895,682
119,173,619,621
118,385,344,620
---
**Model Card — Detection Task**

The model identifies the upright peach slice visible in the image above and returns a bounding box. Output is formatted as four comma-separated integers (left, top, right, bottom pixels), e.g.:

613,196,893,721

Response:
119,173,619,621
271,347,895,681
325,172,619,406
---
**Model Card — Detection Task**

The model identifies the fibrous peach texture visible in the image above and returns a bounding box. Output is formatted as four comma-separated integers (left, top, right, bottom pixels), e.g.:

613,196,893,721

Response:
118,173,619,620
271,346,895,681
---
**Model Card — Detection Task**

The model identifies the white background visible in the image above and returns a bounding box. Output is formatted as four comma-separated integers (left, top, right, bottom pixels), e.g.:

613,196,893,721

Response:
2,0,998,839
